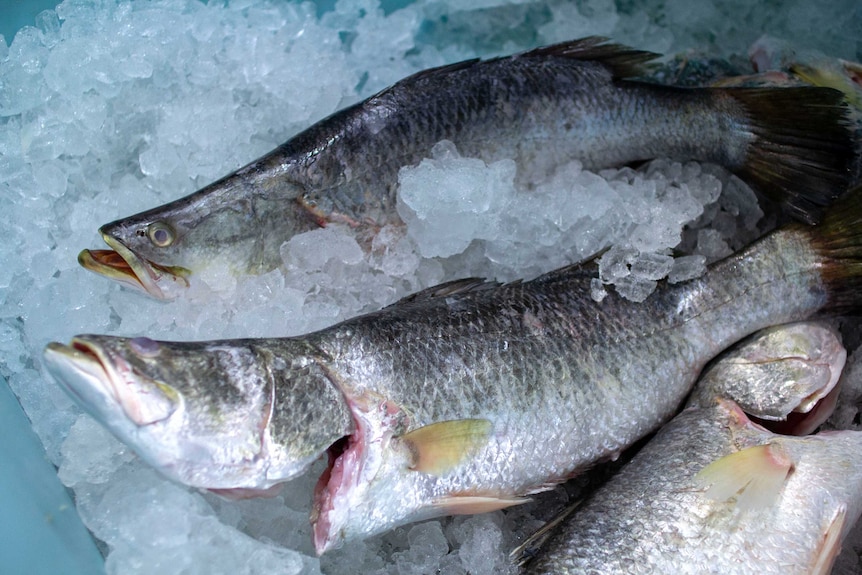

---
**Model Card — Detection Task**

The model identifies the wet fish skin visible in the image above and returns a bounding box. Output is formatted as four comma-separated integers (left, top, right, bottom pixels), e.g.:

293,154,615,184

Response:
46,187,862,553
522,399,862,575
78,37,853,299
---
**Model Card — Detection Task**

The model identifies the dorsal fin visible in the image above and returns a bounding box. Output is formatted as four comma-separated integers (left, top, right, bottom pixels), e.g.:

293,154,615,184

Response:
390,277,500,307
372,58,481,98
517,37,659,78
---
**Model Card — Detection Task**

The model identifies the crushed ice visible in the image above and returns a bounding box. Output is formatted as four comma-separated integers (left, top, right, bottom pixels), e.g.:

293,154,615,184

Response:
1,0,861,573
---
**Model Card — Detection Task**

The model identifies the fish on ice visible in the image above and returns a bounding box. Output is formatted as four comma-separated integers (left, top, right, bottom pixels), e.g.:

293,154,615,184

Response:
76,37,854,299
45,186,862,553
513,320,849,573
520,394,861,574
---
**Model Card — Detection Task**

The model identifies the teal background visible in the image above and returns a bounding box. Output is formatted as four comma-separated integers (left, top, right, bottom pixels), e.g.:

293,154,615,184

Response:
1,2,107,574
0,0,59,44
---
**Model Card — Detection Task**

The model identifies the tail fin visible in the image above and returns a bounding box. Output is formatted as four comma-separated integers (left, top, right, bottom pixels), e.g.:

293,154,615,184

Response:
804,183,862,314
730,87,853,224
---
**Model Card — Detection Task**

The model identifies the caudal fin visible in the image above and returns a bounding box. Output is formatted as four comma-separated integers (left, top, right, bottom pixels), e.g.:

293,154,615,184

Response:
804,184,862,314
731,87,853,224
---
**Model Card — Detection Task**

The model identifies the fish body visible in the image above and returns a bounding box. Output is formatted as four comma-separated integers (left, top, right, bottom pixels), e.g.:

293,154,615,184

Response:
45,188,862,553
78,37,853,299
522,399,862,575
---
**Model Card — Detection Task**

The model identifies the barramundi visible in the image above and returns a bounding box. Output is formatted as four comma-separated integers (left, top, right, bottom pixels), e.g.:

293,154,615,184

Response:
520,400,862,575
513,320,848,572
45,187,862,553
76,37,854,299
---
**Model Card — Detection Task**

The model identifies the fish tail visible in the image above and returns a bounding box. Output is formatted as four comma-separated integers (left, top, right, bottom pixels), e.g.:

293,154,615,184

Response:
729,87,854,224
803,183,862,314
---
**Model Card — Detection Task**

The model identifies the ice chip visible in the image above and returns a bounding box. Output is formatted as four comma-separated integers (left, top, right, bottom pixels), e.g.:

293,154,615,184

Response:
455,515,505,575
397,141,517,258
615,274,658,303
669,255,707,284
282,226,365,269
630,252,674,281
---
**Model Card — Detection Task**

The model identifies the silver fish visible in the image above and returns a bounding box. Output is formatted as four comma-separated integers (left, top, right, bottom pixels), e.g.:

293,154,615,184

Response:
77,37,853,299
45,186,862,554
520,398,862,575
512,320,847,570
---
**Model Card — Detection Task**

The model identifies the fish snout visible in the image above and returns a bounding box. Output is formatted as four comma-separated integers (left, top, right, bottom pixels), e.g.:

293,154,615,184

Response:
44,337,178,427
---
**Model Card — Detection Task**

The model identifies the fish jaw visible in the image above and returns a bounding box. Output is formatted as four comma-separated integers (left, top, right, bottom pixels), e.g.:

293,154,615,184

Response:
44,338,178,428
43,336,299,490
43,339,182,474
78,229,190,300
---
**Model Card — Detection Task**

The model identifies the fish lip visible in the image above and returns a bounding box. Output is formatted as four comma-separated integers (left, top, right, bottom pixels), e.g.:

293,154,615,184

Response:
45,337,172,428
45,338,127,410
43,338,145,436
78,230,190,300
44,340,113,406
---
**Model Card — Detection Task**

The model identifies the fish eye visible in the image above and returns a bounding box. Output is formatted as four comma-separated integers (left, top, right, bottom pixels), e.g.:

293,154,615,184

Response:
147,222,175,247
129,337,161,358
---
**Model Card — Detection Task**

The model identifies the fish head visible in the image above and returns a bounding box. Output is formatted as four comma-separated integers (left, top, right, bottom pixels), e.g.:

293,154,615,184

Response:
79,173,314,300
43,335,353,491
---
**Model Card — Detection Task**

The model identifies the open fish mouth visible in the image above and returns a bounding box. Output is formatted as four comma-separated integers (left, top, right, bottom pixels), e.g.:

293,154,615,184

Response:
44,337,176,427
78,231,190,300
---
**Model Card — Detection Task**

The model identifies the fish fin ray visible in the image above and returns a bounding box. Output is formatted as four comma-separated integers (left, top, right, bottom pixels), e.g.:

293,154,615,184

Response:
804,183,862,316
810,506,846,575
208,484,284,500
728,86,853,224
389,278,500,307
432,495,530,515
694,442,793,510
518,37,658,78
509,500,581,568
401,418,492,476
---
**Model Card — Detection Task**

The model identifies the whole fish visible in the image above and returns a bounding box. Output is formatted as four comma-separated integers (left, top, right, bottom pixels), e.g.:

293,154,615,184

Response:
77,37,854,299
44,187,862,554
520,398,862,575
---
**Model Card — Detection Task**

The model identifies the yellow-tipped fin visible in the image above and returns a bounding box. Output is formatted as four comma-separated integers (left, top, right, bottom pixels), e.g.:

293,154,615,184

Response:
401,419,492,476
811,506,846,575
791,63,862,110
695,443,793,510
432,495,530,515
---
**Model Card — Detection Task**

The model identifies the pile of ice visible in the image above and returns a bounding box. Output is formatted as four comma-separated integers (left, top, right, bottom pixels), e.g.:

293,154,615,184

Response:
1,0,861,574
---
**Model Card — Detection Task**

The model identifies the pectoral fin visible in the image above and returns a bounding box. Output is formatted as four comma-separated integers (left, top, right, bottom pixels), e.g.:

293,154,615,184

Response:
694,442,793,510
432,495,530,515
400,419,492,476
810,506,846,575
